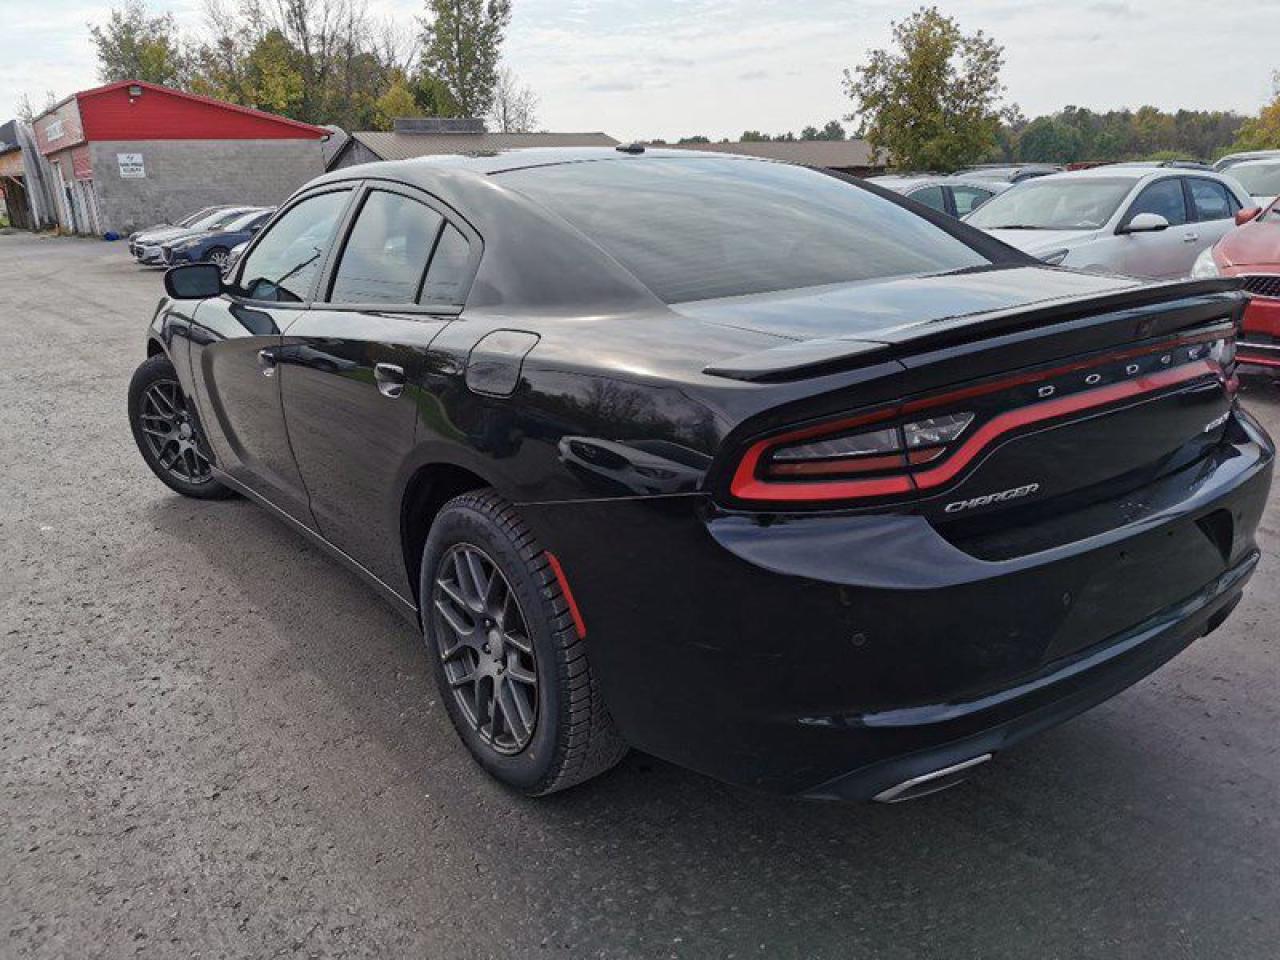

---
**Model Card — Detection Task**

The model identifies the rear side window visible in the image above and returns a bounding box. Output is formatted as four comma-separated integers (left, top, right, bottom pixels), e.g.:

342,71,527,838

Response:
909,185,947,213
329,191,444,304
420,224,472,305
1186,179,1233,222
236,190,350,303
500,158,989,303
1126,179,1187,226
951,186,993,217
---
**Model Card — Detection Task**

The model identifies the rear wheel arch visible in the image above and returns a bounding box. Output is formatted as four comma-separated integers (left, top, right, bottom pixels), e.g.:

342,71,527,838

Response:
400,462,493,607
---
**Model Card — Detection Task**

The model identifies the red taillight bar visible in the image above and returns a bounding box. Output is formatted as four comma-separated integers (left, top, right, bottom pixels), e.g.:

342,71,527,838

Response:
729,355,1222,505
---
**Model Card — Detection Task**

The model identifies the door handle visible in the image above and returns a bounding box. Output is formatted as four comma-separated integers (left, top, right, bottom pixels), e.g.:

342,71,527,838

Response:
374,362,406,399
258,347,277,377
1182,232,1199,243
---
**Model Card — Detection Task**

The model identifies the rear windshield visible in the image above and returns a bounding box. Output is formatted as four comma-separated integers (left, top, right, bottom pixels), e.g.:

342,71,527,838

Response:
1232,163,1280,197
499,158,989,303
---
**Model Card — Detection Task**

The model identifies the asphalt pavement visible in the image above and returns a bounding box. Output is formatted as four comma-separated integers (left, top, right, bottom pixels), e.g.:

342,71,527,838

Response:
2,232,1278,959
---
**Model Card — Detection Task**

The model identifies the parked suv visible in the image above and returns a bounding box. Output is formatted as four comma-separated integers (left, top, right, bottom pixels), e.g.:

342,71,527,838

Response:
966,166,1251,277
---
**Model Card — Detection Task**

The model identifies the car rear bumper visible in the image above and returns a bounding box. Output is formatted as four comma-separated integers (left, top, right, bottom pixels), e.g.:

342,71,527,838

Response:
518,407,1273,798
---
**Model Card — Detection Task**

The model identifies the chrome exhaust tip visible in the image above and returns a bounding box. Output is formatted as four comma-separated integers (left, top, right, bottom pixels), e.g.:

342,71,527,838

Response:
872,753,993,803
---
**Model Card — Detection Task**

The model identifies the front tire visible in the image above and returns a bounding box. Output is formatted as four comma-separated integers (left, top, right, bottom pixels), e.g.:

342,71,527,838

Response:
127,354,234,500
421,490,627,795
206,246,230,269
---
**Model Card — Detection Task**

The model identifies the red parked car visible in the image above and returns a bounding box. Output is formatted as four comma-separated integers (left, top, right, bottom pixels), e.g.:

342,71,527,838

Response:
1196,202,1280,372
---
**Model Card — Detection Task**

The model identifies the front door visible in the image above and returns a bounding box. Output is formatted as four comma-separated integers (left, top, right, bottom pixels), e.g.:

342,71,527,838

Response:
186,186,356,524
1117,177,1191,279
279,184,481,598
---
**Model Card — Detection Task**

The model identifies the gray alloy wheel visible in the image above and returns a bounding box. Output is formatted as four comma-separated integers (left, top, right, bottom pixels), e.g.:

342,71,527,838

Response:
432,543,539,755
206,247,230,268
127,354,234,500
420,489,628,794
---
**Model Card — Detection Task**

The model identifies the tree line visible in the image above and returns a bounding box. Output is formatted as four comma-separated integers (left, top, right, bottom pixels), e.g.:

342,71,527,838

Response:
844,5,1276,171
72,0,537,134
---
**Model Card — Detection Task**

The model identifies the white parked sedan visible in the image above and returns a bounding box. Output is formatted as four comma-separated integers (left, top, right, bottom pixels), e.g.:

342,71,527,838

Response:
964,166,1252,278
868,175,1009,218
1225,158,1280,207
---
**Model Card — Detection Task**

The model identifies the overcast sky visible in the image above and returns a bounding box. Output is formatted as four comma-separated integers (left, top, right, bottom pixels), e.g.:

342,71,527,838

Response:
3,0,1277,141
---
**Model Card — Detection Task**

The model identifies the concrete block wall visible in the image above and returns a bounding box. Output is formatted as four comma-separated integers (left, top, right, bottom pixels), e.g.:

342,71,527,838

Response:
89,139,326,234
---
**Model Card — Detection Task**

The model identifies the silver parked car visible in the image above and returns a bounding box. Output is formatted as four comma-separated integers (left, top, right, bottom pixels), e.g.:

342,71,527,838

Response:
964,166,1252,278
1214,149,1280,172
1224,158,1280,207
869,175,1009,218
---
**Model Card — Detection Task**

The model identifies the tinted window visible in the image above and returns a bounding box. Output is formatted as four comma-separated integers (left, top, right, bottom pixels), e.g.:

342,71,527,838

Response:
909,185,947,212
420,224,472,305
329,191,444,304
1126,179,1187,226
501,158,988,303
1186,179,1233,222
237,191,350,303
967,178,1136,230
951,186,993,217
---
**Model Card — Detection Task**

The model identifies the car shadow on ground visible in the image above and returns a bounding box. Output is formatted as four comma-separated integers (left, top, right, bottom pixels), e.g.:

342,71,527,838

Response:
140,484,1267,955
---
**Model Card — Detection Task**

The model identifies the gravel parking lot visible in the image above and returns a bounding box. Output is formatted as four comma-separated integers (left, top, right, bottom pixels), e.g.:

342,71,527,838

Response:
2,232,1278,959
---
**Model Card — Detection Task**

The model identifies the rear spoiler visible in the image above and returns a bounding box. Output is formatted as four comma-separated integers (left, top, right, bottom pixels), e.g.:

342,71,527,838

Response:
703,276,1245,383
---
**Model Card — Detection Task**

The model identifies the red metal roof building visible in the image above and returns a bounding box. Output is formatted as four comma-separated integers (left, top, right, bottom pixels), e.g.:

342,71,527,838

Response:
31,80,330,235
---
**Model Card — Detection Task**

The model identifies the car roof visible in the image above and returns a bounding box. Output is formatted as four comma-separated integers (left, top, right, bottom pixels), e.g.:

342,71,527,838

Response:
1231,157,1280,170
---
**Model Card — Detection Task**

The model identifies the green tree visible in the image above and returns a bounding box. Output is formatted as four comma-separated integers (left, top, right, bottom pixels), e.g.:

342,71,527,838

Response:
414,72,458,116
420,0,512,117
1016,116,1083,163
1232,74,1280,152
820,119,846,140
740,130,769,142
678,135,711,143
842,6,1010,171
89,0,189,86
374,73,423,130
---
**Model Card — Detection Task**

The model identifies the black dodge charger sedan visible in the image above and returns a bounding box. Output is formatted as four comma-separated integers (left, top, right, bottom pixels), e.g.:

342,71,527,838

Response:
129,147,1273,802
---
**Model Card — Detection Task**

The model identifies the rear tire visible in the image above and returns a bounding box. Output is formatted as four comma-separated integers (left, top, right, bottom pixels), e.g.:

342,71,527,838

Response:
128,354,234,500
206,246,230,268
421,489,627,795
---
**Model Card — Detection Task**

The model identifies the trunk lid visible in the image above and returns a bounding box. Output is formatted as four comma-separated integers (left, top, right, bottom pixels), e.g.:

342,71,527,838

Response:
713,268,1245,530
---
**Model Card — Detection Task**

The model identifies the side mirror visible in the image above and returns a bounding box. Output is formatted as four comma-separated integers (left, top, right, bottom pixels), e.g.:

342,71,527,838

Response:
1236,207,1262,226
164,262,223,299
1121,212,1170,234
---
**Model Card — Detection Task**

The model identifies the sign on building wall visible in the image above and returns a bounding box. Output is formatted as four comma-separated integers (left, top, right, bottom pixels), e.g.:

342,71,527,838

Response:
117,153,145,179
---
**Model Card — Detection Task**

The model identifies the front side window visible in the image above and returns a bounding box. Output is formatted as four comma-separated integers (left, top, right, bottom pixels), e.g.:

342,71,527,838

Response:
1125,179,1187,226
236,190,350,303
329,191,444,304
501,158,988,303
967,177,1136,231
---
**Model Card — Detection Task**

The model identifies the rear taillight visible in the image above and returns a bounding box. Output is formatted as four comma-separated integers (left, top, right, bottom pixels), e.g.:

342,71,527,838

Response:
763,413,973,480
729,327,1234,506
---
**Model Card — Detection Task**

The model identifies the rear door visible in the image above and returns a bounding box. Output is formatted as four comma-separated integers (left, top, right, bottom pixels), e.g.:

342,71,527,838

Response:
187,186,355,524
1184,177,1241,268
1116,177,1191,278
278,182,482,597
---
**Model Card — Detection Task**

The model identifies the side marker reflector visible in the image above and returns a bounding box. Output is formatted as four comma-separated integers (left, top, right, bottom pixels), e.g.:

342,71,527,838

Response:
545,551,587,639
